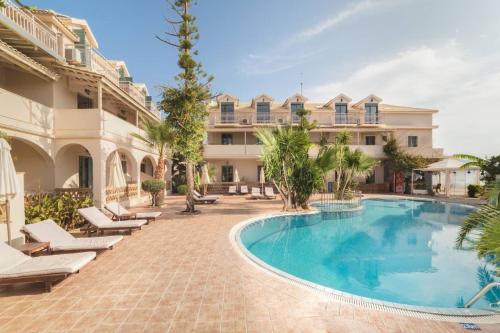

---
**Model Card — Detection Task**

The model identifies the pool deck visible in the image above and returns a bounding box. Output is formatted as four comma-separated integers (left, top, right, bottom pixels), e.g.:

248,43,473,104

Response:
1,195,499,333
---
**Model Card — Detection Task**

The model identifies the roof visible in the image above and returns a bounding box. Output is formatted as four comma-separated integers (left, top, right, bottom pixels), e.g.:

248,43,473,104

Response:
416,158,479,171
379,104,438,113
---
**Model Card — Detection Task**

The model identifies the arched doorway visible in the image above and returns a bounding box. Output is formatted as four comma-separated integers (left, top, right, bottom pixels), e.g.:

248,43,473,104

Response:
55,144,93,189
9,137,54,193
140,155,156,183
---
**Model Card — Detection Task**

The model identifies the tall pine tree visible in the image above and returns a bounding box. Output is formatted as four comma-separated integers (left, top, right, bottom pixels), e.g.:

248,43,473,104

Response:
159,0,213,213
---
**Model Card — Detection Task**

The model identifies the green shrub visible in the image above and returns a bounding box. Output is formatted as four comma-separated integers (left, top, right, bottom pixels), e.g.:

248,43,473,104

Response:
467,184,481,198
24,193,93,230
142,179,165,206
176,184,187,195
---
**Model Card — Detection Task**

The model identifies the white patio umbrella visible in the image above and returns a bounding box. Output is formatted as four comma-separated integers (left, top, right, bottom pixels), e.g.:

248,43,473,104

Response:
259,167,266,192
108,151,127,189
0,138,20,245
234,169,240,191
201,164,211,195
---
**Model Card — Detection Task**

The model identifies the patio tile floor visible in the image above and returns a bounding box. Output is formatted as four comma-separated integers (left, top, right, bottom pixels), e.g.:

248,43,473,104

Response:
1,195,499,332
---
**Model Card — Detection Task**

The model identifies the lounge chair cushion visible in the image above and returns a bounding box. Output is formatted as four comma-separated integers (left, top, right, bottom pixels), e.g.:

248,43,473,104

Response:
23,219,123,251
0,252,96,279
78,207,147,228
265,187,276,197
193,191,219,201
105,202,161,219
0,242,95,279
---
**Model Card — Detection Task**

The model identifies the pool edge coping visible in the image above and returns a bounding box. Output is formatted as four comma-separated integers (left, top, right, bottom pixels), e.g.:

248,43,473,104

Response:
229,195,500,324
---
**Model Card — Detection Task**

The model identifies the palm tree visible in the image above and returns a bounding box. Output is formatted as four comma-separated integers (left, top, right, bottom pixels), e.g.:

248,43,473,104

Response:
456,178,500,274
454,153,500,183
131,120,175,181
339,149,377,199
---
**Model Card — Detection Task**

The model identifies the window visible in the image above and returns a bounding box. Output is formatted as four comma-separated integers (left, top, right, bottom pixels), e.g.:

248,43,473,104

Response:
335,103,348,124
77,94,93,109
291,102,304,123
365,136,376,145
256,102,270,123
365,103,378,124
335,103,348,114
408,136,418,147
121,160,127,174
256,137,263,145
78,156,93,188
221,165,233,182
221,133,233,145
220,102,234,123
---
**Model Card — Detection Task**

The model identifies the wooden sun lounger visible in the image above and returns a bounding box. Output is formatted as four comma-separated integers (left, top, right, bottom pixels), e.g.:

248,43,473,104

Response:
105,202,162,223
78,207,148,236
0,242,96,292
22,219,123,254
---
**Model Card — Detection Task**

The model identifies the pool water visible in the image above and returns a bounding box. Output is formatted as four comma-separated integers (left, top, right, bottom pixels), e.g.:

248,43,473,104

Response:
240,199,500,309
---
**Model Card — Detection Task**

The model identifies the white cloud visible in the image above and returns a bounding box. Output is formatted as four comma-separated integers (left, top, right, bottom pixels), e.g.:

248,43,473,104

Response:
241,0,398,75
306,41,500,156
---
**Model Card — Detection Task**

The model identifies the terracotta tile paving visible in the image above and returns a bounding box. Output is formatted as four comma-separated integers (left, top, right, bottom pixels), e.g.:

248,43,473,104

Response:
1,195,499,333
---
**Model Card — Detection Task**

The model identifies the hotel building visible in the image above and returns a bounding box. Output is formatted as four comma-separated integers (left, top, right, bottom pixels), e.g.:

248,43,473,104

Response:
0,3,163,208
204,93,444,192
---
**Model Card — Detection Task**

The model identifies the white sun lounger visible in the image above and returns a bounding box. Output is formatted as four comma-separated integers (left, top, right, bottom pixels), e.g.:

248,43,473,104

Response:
0,241,95,292
105,202,161,223
228,185,237,195
78,207,148,235
193,190,219,204
22,219,123,253
251,187,264,199
240,185,249,195
264,187,277,199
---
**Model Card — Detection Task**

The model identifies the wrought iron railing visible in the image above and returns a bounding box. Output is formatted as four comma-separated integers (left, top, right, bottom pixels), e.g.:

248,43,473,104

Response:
317,191,363,212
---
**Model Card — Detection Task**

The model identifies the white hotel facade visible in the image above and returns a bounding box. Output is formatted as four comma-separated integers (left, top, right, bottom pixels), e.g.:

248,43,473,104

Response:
204,93,444,192
0,3,163,208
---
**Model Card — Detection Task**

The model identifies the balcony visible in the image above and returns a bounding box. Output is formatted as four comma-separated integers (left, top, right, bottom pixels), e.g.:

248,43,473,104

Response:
203,144,262,158
90,49,120,84
53,108,152,150
119,80,146,107
0,0,64,60
0,87,54,136
204,144,386,159
208,111,380,127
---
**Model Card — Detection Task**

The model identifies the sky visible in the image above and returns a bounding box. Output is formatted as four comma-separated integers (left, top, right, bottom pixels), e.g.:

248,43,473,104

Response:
33,0,500,157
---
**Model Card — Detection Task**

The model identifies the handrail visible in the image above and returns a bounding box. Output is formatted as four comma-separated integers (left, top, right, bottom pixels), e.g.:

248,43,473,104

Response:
0,0,60,56
464,282,500,308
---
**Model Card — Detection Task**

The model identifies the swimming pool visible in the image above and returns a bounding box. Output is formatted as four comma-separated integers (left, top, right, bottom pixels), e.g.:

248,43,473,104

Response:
239,198,500,310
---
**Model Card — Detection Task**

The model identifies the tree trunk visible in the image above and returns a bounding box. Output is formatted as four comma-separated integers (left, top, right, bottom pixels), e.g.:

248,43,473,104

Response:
185,161,196,212
154,154,165,206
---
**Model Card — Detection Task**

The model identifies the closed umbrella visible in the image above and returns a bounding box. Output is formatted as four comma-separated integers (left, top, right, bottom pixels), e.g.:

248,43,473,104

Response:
0,138,20,245
234,169,240,191
259,167,265,192
108,151,127,189
201,165,211,195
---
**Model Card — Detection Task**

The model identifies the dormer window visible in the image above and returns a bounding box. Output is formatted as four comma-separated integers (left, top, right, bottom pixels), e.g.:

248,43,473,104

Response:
365,103,378,124
256,102,270,123
220,102,234,123
291,102,304,123
335,103,348,124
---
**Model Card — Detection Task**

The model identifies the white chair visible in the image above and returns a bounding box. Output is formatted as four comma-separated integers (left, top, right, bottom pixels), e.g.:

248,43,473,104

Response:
264,187,277,199
78,207,148,235
240,185,249,195
0,241,95,292
23,219,123,253
251,187,264,199
228,185,237,195
105,202,161,223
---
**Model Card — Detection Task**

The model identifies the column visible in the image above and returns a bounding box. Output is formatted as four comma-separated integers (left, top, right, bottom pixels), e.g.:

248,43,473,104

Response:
92,147,107,208
97,81,104,135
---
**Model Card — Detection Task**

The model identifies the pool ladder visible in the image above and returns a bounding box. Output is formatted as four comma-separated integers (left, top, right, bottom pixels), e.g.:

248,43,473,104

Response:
464,282,500,308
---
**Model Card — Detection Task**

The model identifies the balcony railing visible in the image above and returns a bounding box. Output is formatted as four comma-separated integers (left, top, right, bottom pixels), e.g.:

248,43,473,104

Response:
0,0,61,57
364,113,379,124
334,113,360,125
90,49,120,84
119,80,146,107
